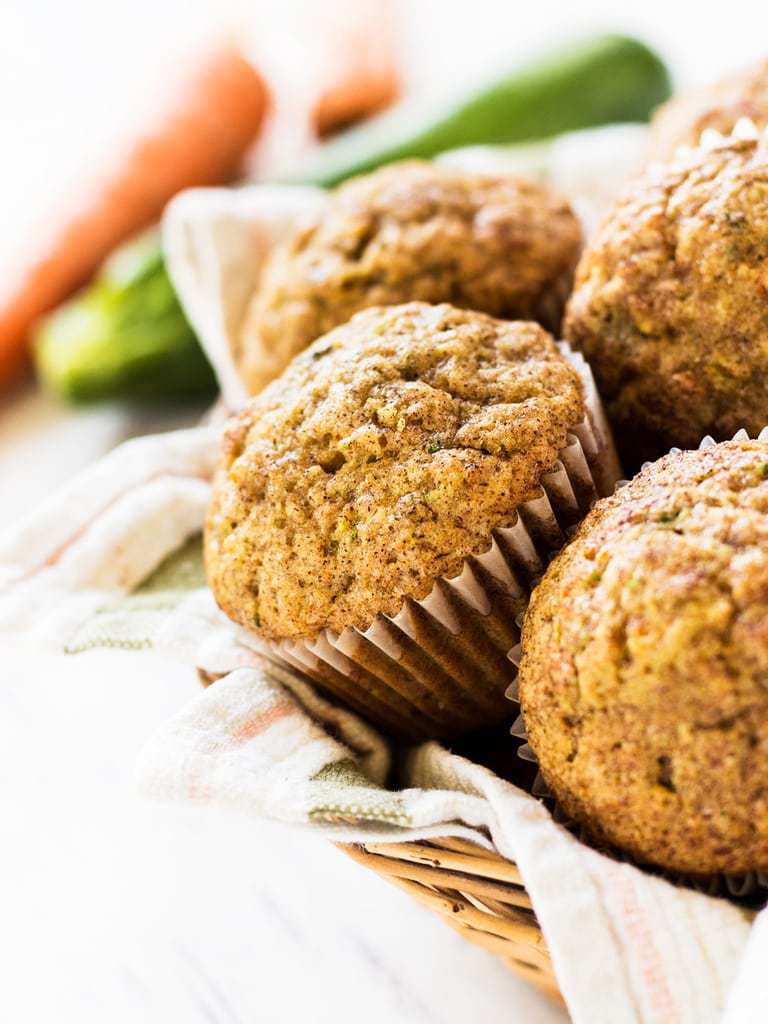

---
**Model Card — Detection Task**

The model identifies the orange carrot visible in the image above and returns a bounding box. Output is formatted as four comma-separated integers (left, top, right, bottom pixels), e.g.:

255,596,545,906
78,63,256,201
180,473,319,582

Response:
311,1,399,136
242,0,400,180
0,45,268,394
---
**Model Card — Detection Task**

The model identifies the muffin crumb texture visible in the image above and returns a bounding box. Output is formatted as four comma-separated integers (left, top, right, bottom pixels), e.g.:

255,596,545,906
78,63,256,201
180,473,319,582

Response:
207,302,585,640
520,441,768,875
565,135,768,464
240,160,582,393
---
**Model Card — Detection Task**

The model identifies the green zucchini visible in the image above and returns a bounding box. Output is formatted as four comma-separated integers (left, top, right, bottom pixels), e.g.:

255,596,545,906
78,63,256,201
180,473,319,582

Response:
34,233,216,404
294,34,671,187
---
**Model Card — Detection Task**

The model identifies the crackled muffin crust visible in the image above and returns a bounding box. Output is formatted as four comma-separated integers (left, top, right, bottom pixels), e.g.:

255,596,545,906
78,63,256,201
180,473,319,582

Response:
207,302,585,640
239,160,582,393
564,133,768,465
519,440,768,876
651,60,768,158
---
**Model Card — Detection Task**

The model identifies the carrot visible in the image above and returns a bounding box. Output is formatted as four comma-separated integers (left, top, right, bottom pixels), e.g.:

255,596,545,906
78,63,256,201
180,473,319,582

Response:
0,45,268,394
241,0,400,181
310,0,399,136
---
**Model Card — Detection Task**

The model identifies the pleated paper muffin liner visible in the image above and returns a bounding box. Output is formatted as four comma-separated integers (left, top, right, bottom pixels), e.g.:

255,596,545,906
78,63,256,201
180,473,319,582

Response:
262,343,622,742
508,425,768,907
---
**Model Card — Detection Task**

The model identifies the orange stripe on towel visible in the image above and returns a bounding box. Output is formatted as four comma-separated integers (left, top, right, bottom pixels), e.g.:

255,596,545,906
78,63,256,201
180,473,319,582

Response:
230,697,297,744
602,860,679,1022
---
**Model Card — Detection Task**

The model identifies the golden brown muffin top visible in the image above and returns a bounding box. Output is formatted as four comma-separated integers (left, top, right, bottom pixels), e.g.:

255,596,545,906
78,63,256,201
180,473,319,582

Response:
207,302,585,640
520,440,768,875
239,160,582,394
651,60,768,158
564,133,768,465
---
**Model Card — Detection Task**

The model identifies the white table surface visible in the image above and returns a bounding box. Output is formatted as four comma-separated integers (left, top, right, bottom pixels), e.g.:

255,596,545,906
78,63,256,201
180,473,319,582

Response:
1,3,766,1021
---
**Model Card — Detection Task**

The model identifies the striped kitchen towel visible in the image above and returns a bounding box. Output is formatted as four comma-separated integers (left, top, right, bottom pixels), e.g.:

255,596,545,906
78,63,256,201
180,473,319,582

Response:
0,423,759,1024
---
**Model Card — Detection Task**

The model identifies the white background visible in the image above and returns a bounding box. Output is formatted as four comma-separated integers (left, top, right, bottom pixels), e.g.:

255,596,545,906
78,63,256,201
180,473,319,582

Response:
0,3,765,1022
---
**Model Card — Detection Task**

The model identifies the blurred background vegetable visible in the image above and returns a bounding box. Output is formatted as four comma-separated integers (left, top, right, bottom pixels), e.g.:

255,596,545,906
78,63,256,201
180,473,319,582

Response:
34,233,216,404
0,46,268,395
295,34,671,187
4,0,400,403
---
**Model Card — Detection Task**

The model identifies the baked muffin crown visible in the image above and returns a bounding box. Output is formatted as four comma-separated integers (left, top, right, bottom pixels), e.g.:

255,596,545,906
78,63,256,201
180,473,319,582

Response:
520,439,768,875
207,302,585,640
565,131,768,464
650,60,768,158
240,159,582,393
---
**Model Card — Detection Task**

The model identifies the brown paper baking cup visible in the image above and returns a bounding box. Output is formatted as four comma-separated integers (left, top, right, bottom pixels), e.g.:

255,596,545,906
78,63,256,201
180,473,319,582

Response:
262,345,621,741
533,270,576,336
509,425,768,906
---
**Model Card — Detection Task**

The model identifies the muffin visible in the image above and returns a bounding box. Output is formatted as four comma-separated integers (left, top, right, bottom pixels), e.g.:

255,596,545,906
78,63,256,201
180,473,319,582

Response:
651,60,768,158
519,438,768,876
207,302,618,739
238,160,582,393
564,127,768,467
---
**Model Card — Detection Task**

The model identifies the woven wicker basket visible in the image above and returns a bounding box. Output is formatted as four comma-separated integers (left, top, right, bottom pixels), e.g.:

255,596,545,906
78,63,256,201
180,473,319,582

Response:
338,836,563,1006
